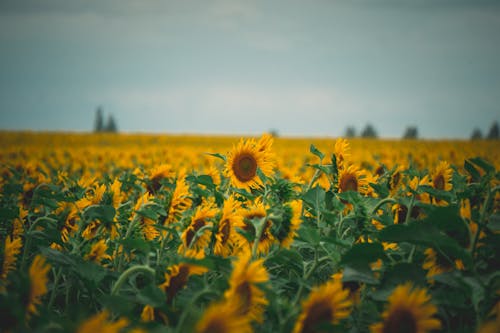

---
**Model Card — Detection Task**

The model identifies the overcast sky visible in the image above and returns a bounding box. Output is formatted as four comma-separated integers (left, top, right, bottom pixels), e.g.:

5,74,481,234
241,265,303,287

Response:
0,0,499,138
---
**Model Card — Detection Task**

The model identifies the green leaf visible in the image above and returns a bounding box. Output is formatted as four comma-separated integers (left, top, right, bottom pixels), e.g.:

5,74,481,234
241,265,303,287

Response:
309,144,325,161
342,264,378,285
487,213,500,232
469,157,495,175
119,237,151,254
378,221,472,266
83,205,116,223
74,259,108,284
341,243,386,266
302,186,325,211
136,284,166,307
204,152,226,162
464,160,481,182
297,225,320,245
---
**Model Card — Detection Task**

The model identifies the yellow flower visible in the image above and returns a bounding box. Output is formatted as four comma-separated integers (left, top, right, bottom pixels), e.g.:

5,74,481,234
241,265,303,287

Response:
147,164,174,193
1,237,22,282
161,258,208,303
178,202,217,256
293,277,352,333
338,164,368,194
165,172,192,225
334,137,351,170
423,248,465,282
225,136,274,191
370,283,441,333
76,310,129,333
141,305,155,322
84,239,112,263
432,161,453,192
224,251,269,323
195,300,252,333
27,255,51,315
214,196,245,257
239,200,275,255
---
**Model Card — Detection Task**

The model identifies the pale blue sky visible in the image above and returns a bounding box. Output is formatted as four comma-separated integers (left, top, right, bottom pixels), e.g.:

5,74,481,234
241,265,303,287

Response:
1,0,499,138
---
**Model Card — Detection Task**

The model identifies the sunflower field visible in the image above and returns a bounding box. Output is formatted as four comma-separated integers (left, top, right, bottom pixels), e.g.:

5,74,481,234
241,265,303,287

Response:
1,131,499,333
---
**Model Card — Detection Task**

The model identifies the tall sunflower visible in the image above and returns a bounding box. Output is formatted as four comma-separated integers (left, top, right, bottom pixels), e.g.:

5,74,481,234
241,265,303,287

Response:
334,138,351,170
84,239,112,264
165,172,192,225
338,164,368,194
224,251,269,323
225,137,274,191
1,237,22,285
178,202,217,256
76,310,129,333
432,161,453,192
195,300,252,333
147,164,174,193
423,248,464,282
239,200,275,255
293,277,353,333
27,254,51,315
161,258,208,303
214,196,245,257
370,283,441,333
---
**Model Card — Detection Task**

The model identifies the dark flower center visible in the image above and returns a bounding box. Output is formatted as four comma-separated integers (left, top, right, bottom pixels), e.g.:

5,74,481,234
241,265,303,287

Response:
383,307,417,333
233,153,257,182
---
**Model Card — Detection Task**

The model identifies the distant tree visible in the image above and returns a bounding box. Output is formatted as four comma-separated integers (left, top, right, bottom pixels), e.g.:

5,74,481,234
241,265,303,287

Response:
470,128,483,140
402,126,418,139
94,106,104,132
344,126,356,138
269,129,279,137
486,121,499,139
105,114,118,133
361,124,378,138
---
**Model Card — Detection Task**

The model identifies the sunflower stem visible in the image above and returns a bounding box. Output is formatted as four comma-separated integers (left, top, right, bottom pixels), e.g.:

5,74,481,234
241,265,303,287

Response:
175,287,217,333
20,216,56,269
371,197,397,215
251,216,267,258
48,267,63,310
404,195,416,224
111,265,155,296
470,185,497,258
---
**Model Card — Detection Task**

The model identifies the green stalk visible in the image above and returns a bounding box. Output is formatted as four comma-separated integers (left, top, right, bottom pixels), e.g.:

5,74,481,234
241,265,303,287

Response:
251,217,267,258
111,265,155,296
48,267,63,309
371,197,397,215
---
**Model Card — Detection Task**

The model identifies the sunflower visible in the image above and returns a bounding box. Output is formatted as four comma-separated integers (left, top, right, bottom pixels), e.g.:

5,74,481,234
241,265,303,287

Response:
239,200,275,255
225,137,274,191
147,164,174,193
338,164,368,194
195,300,252,333
178,202,217,257
432,161,453,192
293,277,352,333
224,251,269,323
76,310,129,333
214,196,245,257
109,178,124,209
423,248,464,282
165,172,192,225
1,236,22,283
275,200,302,248
334,138,351,170
132,192,160,241
161,258,208,303
84,239,112,263
332,272,362,305
27,254,51,315
370,283,441,333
